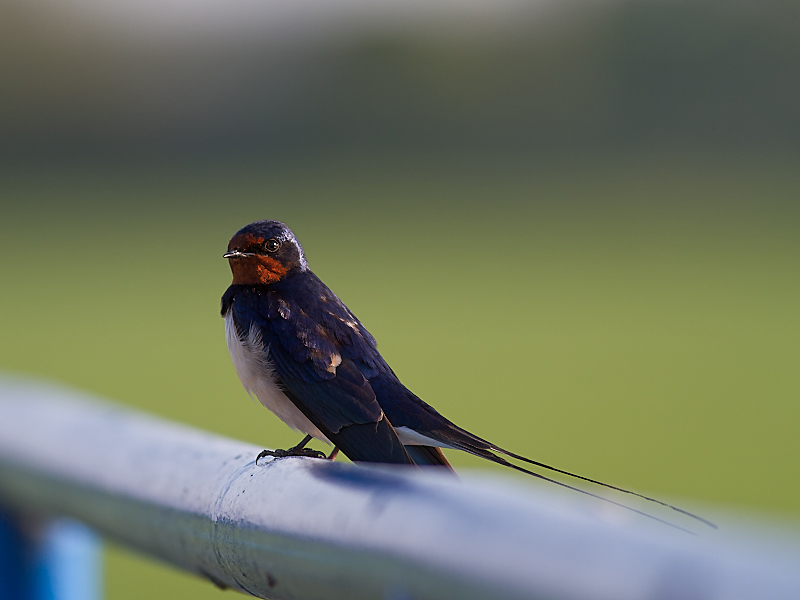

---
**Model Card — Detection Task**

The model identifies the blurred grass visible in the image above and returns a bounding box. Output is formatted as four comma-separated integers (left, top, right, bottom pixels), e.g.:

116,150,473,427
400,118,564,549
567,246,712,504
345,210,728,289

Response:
1,154,799,598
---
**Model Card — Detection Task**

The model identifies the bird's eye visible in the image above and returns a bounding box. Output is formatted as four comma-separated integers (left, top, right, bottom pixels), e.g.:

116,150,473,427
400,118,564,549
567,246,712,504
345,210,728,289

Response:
265,238,281,252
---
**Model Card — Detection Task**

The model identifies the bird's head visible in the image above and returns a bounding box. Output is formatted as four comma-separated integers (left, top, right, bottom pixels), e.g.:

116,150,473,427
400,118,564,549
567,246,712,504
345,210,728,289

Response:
224,220,308,285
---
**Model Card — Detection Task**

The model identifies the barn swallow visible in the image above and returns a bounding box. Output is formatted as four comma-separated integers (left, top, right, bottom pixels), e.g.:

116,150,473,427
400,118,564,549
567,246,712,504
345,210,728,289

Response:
222,220,714,531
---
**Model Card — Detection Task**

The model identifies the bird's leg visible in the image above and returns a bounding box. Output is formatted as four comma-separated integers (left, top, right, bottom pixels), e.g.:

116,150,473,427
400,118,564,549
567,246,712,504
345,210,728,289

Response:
291,435,313,451
256,435,327,464
327,447,340,461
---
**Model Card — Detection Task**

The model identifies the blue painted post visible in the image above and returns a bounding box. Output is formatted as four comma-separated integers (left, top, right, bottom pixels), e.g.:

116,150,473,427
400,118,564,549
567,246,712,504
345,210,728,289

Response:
0,509,101,600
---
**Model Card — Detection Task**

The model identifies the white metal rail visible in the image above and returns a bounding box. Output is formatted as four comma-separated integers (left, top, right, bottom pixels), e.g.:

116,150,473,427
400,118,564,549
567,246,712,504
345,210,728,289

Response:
0,377,799,600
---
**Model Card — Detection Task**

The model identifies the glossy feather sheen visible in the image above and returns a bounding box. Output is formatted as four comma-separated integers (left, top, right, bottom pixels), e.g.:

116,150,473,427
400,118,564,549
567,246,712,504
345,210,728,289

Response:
222,271,480,445
224,309,329,442
222,221,468,467
220,220,717,531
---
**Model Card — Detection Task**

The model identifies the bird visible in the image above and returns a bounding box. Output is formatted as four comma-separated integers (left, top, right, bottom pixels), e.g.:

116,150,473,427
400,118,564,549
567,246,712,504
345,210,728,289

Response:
221,219,714,531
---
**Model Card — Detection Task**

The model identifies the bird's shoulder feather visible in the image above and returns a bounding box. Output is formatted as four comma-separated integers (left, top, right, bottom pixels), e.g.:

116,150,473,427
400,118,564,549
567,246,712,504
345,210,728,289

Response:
222,276,388,433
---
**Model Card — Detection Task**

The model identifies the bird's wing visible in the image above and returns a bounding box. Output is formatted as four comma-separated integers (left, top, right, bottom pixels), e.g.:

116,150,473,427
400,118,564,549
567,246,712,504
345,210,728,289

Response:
370,374,499,456
231,286,413,465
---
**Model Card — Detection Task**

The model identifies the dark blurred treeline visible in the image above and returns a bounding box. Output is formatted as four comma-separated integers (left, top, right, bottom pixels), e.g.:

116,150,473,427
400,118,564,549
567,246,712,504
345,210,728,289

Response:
2,0,798,160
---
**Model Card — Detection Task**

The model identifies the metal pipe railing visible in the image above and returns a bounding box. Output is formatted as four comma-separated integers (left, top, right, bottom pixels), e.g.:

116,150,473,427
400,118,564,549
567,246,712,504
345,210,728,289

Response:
0,377,798,600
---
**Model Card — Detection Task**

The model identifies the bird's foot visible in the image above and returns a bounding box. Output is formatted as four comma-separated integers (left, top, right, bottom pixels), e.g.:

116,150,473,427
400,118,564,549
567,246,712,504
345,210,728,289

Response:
256,447,327,464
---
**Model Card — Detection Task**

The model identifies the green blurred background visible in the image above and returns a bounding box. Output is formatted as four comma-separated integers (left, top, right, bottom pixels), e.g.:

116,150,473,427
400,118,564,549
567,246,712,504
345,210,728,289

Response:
1,0,799,597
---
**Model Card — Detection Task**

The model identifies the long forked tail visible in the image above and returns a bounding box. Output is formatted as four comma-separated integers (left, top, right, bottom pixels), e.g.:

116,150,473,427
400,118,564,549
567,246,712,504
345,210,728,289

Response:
492,446,717,529
432,426,716,532
390,387,715,530
475,449,706,534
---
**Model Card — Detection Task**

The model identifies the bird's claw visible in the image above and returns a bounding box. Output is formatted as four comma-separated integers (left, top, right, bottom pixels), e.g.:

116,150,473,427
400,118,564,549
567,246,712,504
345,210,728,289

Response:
256,447,327,464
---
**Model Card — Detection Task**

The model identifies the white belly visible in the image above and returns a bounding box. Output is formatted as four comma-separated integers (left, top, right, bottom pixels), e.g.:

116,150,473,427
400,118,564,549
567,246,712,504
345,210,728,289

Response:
225,310,330,443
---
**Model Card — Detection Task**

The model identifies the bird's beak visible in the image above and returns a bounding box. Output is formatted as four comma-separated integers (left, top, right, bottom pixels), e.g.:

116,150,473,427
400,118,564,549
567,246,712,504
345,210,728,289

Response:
223,250,247,259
